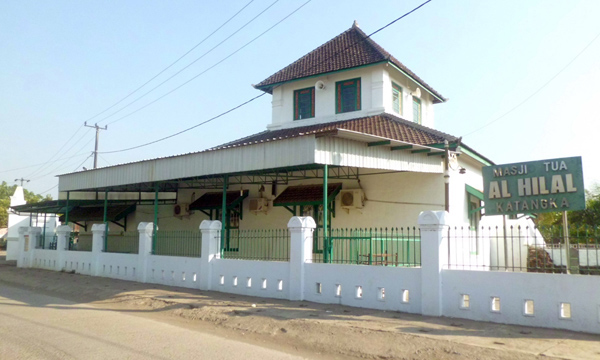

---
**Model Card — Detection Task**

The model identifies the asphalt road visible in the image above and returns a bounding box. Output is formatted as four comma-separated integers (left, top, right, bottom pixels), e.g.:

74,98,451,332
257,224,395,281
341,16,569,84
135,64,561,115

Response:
0,285,307,360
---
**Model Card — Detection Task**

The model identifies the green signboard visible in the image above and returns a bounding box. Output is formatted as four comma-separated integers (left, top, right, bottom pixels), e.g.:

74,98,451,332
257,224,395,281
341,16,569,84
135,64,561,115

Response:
482,156,585,216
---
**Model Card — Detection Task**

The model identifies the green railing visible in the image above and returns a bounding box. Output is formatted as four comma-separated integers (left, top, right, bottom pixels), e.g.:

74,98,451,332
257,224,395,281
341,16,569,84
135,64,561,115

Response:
445,225,600,275
222,229,290,261
154,230,201,257
106,232,139,254
314,227,421,266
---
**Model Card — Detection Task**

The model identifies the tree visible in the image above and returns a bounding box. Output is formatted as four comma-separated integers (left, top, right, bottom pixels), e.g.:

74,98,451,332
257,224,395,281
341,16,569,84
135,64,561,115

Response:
0,181,53,228
536,184,600,242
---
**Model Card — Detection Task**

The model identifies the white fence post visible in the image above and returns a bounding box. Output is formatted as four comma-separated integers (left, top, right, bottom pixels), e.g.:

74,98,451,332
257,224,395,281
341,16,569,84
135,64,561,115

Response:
199,220,221,291
28,227,42,267
17,227,29,268
56,225,72,271
91,224,106,276
288,216,316,301
137,222,154,283
418,210,449,317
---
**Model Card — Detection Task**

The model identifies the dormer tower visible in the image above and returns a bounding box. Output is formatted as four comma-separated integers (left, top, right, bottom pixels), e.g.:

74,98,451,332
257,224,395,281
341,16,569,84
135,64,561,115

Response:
254,22,446,131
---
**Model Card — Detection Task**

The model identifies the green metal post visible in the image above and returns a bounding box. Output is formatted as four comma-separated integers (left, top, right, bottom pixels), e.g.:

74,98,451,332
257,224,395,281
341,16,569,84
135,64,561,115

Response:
221,175,228,257
42,213,47,248
323,164,329,263
153,183,158,254
103,190,108,252
65,192,70,225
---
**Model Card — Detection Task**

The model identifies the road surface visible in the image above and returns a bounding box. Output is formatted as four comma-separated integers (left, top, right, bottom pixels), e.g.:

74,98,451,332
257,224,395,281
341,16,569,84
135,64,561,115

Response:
0,285,308,360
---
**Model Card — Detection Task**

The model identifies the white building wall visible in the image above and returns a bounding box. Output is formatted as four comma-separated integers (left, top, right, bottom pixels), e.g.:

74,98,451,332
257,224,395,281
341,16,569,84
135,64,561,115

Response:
269,63,435,130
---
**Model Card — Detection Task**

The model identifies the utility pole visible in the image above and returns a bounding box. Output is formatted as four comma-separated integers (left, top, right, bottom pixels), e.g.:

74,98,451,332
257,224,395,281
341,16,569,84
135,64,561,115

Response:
14,178,30,186
84,122,108,169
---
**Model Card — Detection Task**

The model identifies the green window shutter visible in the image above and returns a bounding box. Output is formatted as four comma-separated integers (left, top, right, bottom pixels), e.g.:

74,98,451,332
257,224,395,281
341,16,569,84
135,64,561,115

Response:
392,83,402,114
294,87,315,120
412,97,421,124
335,78,361,113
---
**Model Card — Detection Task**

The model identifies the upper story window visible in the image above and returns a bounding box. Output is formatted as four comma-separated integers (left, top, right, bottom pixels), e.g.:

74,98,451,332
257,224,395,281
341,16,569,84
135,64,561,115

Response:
294,87,315,120
336,78,361,113
392,82,402,114
412,97,421,124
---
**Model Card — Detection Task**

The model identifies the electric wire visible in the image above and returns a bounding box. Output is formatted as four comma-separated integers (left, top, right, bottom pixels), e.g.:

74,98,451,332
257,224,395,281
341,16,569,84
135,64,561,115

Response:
11,1,255,180
31,135,95,181
0,152,92,174
463,29,600,137
94,0,262,125
23,125,86,179
104,0,288,126
99,0,432,154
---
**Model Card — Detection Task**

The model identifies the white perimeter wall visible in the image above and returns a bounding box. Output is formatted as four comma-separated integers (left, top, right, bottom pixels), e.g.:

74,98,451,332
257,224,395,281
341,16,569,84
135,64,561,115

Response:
304,263,421,313
443,270,600,334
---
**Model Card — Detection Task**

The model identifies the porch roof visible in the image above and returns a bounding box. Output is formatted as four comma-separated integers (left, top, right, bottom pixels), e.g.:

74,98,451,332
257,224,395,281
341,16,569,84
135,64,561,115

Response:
189,190,249,210
274,183,342,207
58,203,136,223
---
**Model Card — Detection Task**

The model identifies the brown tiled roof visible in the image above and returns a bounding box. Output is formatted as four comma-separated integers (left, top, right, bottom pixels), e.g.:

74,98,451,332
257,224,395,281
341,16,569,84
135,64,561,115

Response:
210,113,457,151
274,183,342,206
254,23,445,103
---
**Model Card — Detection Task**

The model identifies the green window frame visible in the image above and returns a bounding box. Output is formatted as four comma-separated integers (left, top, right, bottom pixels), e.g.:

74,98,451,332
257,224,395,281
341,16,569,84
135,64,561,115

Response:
412,97,421,124
392,82,402,114
336,78,361,113
294,87,315,120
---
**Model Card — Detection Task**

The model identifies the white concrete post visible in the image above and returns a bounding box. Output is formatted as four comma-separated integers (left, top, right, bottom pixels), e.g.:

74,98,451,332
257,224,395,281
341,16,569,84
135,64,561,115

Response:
56,225,72,271
137,222,154,283
418,210,450,317
27,227,42,267
17,227,29,268
91,224,107,276
288,216,316,301
199,220,221,291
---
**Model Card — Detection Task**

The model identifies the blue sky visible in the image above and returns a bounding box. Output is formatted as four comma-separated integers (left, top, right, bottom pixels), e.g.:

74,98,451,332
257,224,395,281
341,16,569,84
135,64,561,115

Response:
2,0,599,198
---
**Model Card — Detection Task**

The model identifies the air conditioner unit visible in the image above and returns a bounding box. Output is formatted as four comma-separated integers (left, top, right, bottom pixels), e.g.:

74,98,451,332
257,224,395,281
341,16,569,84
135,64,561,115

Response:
249,198,269,214
339,189,364,210
173,203,190,217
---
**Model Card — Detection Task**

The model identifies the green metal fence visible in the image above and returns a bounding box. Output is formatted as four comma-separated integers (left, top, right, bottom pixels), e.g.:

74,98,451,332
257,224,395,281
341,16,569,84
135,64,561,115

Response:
445,225,600,275
314,227,421,266
106,232,139,254
222,229,290,261
154,230,201,257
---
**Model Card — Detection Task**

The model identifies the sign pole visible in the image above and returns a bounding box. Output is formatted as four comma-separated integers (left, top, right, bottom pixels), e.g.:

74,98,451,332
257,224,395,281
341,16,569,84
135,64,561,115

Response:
563,211,570,274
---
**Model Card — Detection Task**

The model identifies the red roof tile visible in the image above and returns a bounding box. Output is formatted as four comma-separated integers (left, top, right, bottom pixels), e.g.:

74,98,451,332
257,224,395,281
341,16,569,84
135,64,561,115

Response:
254,23,445,103
210,113,457,151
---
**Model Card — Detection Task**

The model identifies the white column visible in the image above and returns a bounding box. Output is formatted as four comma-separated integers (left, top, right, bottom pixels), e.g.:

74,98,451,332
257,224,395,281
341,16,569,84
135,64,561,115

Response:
418,210,450,317
56,225,72,271
27,227,42,267
91,224,107,276
288,216,316,301
199,220,221,291
137,222,154,283
17,227,29,268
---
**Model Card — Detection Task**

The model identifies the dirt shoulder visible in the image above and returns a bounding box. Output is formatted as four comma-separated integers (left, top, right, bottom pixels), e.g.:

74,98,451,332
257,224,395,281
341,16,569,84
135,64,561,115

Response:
1,254,599,360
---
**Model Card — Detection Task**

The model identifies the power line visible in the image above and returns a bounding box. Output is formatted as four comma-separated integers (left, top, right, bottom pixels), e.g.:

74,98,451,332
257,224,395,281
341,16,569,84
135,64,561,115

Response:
100,93,266,154
0,152,91,175
90,0,256,125
23,125,85,179
100,0,432,154
463,29,600,137
99,0,311,127
31,135,95,181
9,2,256,181
101,0,281,126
